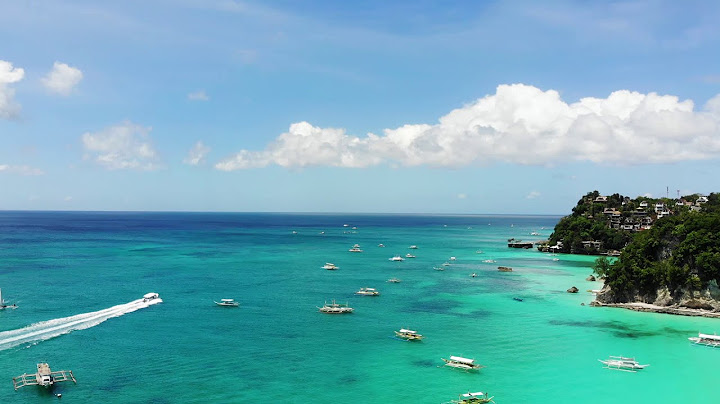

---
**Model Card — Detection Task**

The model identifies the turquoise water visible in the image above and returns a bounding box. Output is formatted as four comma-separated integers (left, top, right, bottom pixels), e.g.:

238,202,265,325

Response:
0,212,718,403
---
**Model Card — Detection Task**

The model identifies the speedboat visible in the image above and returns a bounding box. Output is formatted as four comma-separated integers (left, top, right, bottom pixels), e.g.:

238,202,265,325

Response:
318,300,354,314
378,244,385,247
442,356,483,371
598,356,649,371
322,263,339,270
348,244,363,252
143,292,159,302
408,245,418,249
355,287,380,296
394,328,423,341
449,256,457,261
0,288,17,309
405,253,416,258
389,256,404,261
215,298,239,307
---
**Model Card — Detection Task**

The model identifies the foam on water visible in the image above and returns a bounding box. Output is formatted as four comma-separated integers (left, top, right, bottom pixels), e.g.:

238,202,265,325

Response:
0,295,162,351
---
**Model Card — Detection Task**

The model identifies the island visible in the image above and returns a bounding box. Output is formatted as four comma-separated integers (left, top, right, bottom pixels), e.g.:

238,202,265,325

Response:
545,190,720,317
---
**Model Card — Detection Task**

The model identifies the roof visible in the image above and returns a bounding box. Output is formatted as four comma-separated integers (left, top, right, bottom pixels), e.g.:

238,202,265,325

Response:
449,356,475,364
398,329,417,333
699,333,720,341
462,392,486,398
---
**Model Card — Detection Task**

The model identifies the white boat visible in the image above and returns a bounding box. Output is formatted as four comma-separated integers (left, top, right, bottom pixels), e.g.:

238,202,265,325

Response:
442,355,483,371
348,244,363,252
214,298,239,307
689,333,720,347
433,266,445,271
482,259,496,263
405,253,416,258
322,262,339,270
12,363,76,391
355,287,380,296
387,278,401,283
598,356,649,372
442,262,451,266
378,244,385,247
394,328,423,341
449,256,457,261
0,288,17,309
143,292,159,302
471,273,477,277
318,300,354,314
408,245,418,249
389,256,404,261
452,391,495,404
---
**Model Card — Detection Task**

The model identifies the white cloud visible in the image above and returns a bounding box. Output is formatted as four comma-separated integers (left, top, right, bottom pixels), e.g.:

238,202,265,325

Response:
81,122,159,170
457,193,467,199
41,62,83,96
0,164,44,175
184,141,211,165
64,196,73,201
526,191,541,199
216,84,720,170
188,90,209,101
0,60,25,119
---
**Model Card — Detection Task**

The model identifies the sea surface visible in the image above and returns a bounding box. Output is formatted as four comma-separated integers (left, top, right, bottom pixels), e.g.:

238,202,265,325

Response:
0,212,718,403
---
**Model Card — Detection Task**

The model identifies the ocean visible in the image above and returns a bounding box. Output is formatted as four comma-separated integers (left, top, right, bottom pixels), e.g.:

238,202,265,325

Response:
0,211,717,403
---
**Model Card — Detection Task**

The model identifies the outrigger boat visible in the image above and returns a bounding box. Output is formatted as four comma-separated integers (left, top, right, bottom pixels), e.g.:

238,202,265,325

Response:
387,278,401,283
318,300,354,314
394,328,423,341
451,391,495,404
214,298,239,307
689,333,720,347
389,256,404,261
322,262,339,270
0,288,17,309
355,287,380,296
442,356,484,371
348,244,363,252
13,363,76,391
598,356,649,372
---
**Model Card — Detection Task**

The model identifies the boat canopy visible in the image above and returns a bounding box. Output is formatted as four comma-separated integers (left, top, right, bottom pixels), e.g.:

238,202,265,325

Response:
462,392,486,398
449,356,475,364
699,333,720,341
221,299,235,302
399,329,417,333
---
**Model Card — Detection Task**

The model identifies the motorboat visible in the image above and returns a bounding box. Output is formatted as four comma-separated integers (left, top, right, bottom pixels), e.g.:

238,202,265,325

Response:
598,356,649,372
0,288,17,309
143,292,159,302
405,253,416,258
378,244,385,247
12,363,76,391
348,244,363,252
322,263,339,270
452,391,495,404
513,297,523,302
442,262,451,266
394,328,423,341
442,356,483,371
470,273,477,277
408,245,418,249
387,278,401,283
449,256,457,261
355,287,380,296
433,266,445,271
689,333,720,347
214,298,239,307
318,300,354,314
389,256,404,261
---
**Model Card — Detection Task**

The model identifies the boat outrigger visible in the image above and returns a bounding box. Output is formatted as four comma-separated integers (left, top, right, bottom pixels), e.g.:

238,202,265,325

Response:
318,300,354,314
13,363,76,390
598,356,649,372
0,288,17,309
214,298,239,307
451,391,495,404
442,356,484,371
394,328,423,341
689,333,720,347
355,287,380,296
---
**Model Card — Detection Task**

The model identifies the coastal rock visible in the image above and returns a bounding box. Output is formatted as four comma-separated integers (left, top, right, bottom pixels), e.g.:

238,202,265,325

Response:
586,275,596,281
498,266,513,272
567,286,579,293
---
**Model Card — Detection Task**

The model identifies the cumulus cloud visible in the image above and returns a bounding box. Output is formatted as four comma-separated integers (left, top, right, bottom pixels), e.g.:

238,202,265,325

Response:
0,60,25,119
41,62,83,96
81,122,159,170
188,90,209,101
0,164,44,175
184,141,211,165
526,191,541,199
215,84,720,170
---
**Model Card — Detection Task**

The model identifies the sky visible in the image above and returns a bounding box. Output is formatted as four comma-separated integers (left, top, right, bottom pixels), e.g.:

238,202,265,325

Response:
1,0,719,214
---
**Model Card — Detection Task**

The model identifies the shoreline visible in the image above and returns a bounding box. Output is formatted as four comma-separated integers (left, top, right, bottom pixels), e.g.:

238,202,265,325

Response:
590,301,720,319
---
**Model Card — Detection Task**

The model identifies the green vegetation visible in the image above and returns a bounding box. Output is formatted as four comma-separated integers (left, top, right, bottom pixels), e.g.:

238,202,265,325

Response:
551,190,720,301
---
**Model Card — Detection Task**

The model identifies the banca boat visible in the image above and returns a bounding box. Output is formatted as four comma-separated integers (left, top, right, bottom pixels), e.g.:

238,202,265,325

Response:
689,333,720,347
442,355,483,371
452,391,494,404
13,363,76,390
394,328,423,341
318,300,354,314
322,262,339,270
355,287,380,296
214,298,239,307
389,256,404,261
599,356,649,372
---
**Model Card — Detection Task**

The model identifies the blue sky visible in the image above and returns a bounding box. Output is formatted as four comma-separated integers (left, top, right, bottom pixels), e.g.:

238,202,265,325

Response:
1,0,719,214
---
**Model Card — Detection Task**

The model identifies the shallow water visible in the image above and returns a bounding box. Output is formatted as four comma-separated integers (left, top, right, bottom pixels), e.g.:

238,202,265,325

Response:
0,212,717,403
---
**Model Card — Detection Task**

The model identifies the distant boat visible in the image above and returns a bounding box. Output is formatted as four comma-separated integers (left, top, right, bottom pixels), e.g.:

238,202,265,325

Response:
0,288,17,309
471,273,477,278
322,263,339,270
378,244,385,247
355,287,380,296
405,253,416,258
387,278,401,283
349,244,363,252
214,298,239,307
394,328,423,341
599,356,649,372
12,363,76,391
513,297,523,302
318,300,353,314
452,391,495,404
142,292,160,302
408,245,418,249
389,256,404,261
442,355,484,371
449,256,457,261
689,333,720,347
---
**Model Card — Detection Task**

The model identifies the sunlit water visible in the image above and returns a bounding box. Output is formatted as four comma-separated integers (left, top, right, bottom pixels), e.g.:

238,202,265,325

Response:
0,212,717,403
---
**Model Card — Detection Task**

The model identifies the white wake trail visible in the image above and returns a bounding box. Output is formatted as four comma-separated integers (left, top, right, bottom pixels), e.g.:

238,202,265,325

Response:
0,295,162,351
